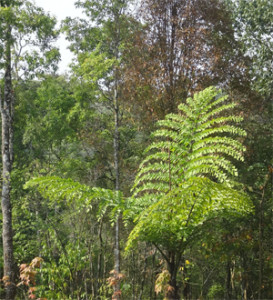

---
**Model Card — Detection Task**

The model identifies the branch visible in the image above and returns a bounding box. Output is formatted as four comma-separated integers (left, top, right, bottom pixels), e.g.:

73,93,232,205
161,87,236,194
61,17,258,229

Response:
185,186,205,227
152,243,171,265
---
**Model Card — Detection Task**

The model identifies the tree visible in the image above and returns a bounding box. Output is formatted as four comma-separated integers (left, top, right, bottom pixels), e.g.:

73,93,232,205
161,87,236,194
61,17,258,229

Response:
0,1,59,298
226,2,273,297
126,87,253,299
123,0,249,123
20,76,76,169
63,2,139,297
0,0,268,298
227,0,273,98
0,1,15,298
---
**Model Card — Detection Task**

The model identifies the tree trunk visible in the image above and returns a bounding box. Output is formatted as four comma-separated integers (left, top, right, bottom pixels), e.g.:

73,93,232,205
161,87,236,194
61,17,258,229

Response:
258,188,265,300
113,81,121,300
0,12,16,299
97,218,103,294
166,253,180,300
225,260,232,300
166,276,180,300
112,8,121,299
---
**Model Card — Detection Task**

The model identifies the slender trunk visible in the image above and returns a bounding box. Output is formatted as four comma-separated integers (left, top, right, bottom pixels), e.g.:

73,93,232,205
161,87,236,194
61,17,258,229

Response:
97,218,103,293
112,8,122,298
167,2,177,113
257,170,271,300
1,15,16,299
271,169,273,299
150,251,157,300
138,247,149,300
258,188,265,300
240,255,248,300
113,82,121,299
88,244,95,298
225,260,232,300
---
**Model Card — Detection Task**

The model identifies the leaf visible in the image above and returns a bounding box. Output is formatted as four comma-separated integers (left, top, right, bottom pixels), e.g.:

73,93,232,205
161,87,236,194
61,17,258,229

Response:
24,176,124,222
126,87,253,252
130,86,248,210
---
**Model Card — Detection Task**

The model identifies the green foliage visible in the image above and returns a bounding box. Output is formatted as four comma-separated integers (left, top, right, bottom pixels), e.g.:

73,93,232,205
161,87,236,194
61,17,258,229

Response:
79,43,116,88
62,0,145,195
21,76,75,157
228,0,273,97
127,177,253,251
3,1,270,298
126,86,252,298
23,176,125,298
207,283,224,299
34,228,92,299
131,86,247,208
0,0,60,76
75,0,133,24
127,86,252,253
25,176,124,221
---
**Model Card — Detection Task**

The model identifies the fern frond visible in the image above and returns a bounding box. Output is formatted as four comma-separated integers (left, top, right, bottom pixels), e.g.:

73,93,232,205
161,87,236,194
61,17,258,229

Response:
185,156,238,180
151,128,181,141
157,118,182,131
190,144,245,161
196,125,246,140
198,93,228,114
198,115,243,131
193,137,246,153
126,177,253,252
132,182,170,198
134,164,171,182
131,86,247,204
139,152,170,168
145,141,175,153
177,102,195,119
128,87,252,254
25,176,123,209
200,103,236,123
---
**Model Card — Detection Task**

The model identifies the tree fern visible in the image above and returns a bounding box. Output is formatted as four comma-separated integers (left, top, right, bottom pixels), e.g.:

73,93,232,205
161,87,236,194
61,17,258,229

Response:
126,87,252,298
131,86,247,205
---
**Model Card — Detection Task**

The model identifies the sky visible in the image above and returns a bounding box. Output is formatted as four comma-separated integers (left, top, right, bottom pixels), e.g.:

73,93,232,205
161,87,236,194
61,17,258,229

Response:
34,0,84,72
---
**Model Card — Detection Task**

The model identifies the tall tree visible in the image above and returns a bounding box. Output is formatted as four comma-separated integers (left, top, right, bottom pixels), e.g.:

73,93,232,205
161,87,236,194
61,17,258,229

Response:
226,1,273,297
227,0,273,98
63,0,138,297
123,0,250,123
0,1,15,298
0,1,59,298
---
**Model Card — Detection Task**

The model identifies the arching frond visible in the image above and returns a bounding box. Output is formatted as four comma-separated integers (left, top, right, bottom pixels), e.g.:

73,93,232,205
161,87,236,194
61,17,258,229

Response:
126,177,253,252
131,86,247,206
24,176,124,220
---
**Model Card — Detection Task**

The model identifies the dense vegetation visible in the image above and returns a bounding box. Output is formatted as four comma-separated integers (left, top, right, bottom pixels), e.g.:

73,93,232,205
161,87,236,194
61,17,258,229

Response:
0,0,272,299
